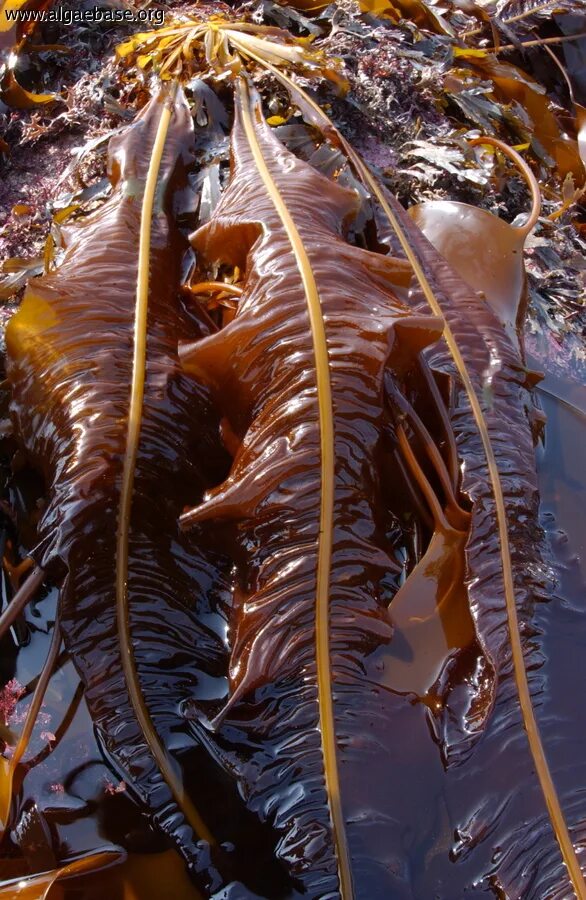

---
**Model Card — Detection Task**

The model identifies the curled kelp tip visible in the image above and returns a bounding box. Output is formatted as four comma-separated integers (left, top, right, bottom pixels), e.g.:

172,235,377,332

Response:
468,135,542,236
408,134,541,344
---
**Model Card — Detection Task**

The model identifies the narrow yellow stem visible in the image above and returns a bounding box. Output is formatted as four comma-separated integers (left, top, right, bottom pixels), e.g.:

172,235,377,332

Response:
491,32,586,52
185,280,243,297
237,77,353,900
9,619,61,774
115,83,213,845
0,566,44,639
396,424,451,531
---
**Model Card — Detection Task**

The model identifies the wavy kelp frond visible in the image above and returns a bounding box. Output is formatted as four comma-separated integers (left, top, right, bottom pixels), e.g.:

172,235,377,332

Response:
178,77,479,897
116,16,345,88
115,81,214,851
4,86,234,890
370,186,586,897
4,8,585,896
378,190,586,900
238,62,586,897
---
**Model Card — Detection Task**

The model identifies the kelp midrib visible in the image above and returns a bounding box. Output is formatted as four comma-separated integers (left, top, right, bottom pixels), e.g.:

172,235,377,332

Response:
226,43,586,896
236,76,353,899
114,82,213,846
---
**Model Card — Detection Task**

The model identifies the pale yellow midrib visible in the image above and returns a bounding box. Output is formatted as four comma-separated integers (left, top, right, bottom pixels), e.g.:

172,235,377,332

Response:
227,45,585,897
115,85,212,845
237,78,353,899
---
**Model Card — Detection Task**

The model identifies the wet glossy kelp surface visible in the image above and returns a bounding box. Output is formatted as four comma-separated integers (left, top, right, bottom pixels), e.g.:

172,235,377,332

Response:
1,46,586,900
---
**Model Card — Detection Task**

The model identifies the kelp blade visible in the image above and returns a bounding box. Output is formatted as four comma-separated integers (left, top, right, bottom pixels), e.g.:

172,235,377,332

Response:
179,79,482,897
256,64,586,895
5,87,231,889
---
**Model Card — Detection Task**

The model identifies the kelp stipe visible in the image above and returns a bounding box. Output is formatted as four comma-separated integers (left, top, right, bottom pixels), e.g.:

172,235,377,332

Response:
0,609,60,836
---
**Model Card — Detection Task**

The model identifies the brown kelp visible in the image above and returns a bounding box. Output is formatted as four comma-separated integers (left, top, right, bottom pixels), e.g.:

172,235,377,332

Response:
186,38,586,895
179,78,473,896
3,85,233,889
2,10,586,898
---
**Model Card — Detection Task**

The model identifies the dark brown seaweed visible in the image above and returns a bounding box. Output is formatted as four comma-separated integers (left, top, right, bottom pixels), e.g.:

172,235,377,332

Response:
179,79,477,897
3,18,585,895
4,86,231,889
